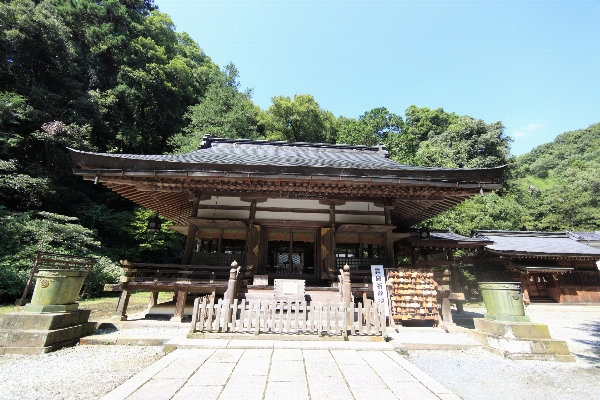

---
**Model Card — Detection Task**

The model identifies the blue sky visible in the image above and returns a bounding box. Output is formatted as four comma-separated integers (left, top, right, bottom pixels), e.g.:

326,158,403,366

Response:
155,1,600,156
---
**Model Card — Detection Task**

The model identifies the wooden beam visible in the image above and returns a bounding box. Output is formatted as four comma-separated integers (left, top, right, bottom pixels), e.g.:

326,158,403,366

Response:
188,218,247,228
386,230,395,269
448,251,464,313
336,224,395,233
182,194,201,264
319,199,346,206
414,260,454,267
252,219,330,228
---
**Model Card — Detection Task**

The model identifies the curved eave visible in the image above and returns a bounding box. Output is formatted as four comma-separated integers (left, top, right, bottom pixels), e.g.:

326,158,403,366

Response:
68,148,506,184
72,168,504,190
486,249,600,260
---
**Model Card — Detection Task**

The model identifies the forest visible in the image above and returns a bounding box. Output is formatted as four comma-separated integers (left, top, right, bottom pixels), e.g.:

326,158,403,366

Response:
1,0,599,302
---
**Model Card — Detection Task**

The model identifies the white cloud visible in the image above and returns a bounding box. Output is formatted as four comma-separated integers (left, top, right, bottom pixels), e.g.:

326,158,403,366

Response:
513,123,542,138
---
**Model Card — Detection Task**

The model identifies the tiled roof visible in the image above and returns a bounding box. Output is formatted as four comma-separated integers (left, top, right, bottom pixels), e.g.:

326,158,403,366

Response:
69,135,505,181
568,231,600,241
73,141,400,170
405,230,493,247
433,231,491,243
473,230,600,257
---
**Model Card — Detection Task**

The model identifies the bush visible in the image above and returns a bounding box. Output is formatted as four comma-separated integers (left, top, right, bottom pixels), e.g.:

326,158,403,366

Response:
83,256,122,298
0,265,28,303
0,206,117,302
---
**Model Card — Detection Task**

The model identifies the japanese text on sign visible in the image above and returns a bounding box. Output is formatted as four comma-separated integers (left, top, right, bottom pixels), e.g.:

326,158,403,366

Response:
371,265,389,316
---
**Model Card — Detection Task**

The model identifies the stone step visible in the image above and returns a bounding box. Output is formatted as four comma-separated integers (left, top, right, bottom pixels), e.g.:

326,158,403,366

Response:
164,337,404,352
470,318,575,362
0,310,91,330
0,322,97,348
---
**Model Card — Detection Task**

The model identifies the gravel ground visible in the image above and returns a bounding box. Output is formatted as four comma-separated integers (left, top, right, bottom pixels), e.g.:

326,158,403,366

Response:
409,305,600,400
0,305,597,400
0,345,163,400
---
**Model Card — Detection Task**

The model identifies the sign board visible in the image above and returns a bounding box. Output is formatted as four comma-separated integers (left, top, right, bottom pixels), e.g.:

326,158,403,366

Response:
252,275,268,286
371,265,389,316
273,279,305,301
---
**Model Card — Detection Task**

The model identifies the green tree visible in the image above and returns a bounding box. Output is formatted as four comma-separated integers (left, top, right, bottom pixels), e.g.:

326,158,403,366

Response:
337,107,403,146
534,163,600,230
0,0,89,134
84,8,219,153
423,192,526,236
261,94,337,143
404,105,458,142
415,116,511,168
0,207,121,300
510,122,600,232
337,107,417,163
170,63,261,153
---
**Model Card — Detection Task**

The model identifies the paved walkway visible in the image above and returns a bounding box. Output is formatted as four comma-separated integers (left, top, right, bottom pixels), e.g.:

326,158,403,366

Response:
101,346,459,400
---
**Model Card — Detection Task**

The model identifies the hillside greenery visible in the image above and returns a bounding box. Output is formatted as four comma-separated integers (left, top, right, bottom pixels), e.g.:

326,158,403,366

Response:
0,0,597,303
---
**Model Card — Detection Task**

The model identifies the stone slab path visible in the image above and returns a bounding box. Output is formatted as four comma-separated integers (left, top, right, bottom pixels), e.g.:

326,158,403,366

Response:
101,347,459,400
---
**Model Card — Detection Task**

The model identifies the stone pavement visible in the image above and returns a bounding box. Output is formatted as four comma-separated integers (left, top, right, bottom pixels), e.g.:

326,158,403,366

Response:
101,346,459,400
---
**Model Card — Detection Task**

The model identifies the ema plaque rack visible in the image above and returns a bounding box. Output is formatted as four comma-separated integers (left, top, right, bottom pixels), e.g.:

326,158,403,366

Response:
386,269,439,322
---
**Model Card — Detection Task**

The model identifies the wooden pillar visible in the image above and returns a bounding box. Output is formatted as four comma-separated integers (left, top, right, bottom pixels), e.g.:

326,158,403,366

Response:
343,264,351,327
329,205,335,225
384,204,392,225
170,291,188,322
441,297,453,324
114,289,131,321
225,261,239,301
246,224,261,273
320,227,335,278
148,291,159,313
448,251,464,314
182,193,201,265
249,199,257,220
521,273,531,306
385,230,395,269
342,264,351,306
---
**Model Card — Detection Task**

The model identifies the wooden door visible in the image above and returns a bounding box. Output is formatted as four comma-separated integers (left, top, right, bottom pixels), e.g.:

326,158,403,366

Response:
526,274,549,298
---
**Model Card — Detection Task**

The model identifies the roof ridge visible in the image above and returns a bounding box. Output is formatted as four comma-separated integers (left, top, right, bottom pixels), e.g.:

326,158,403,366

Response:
473,230,569,238
198,135,389,155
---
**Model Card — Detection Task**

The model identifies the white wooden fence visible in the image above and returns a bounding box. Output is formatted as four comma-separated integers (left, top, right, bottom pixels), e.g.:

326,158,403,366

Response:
190,298,386,337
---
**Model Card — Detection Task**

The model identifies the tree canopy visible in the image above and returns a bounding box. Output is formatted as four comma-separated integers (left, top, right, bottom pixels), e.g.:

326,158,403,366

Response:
169,63,261,153
260,94,337,143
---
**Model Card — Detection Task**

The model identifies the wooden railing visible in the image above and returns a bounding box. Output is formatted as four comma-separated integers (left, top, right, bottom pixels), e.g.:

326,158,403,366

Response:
120,262,234,287
191,253,246,267
336,257,386,271
558,271,600,287
190,298,387,337
111,261,251,321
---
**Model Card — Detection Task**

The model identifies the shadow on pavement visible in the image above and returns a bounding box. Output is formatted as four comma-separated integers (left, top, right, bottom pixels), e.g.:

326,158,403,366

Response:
573,321,600,365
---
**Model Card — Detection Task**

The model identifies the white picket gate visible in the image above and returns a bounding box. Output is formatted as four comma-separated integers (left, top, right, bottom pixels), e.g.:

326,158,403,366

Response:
190,298,386,337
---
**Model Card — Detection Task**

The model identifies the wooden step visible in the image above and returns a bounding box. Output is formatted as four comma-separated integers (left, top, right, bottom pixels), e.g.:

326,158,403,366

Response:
529,296,556,303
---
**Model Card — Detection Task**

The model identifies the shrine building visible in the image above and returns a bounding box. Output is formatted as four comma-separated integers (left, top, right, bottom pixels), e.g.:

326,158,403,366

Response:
69,136,504,321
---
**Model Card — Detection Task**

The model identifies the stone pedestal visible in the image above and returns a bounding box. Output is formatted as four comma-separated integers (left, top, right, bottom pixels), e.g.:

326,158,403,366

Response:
469,318,575,362
0,310,97,354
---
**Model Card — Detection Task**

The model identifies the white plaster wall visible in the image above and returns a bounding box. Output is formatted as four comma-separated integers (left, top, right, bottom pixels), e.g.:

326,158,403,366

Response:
335,214,385,225
196,209,249,220
255,211,329,222
200,196,246,206
262,198,329,209
336,201,383,212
